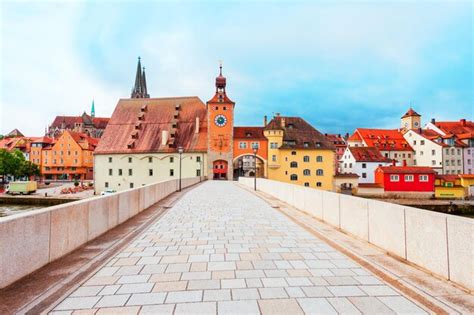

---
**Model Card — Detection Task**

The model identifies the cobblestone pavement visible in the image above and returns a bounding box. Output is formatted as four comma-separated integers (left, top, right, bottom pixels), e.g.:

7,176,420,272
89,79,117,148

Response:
50,181,426,314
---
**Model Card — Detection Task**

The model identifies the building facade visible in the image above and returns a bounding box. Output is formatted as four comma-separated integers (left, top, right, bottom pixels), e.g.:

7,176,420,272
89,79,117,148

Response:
264,116,335,190
375,165,435,195
339,146,391,183
233,126,268,178
47,108,109,139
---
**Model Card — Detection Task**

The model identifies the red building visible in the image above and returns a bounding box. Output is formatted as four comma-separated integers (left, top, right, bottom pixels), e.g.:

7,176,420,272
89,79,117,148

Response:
375,163,436,192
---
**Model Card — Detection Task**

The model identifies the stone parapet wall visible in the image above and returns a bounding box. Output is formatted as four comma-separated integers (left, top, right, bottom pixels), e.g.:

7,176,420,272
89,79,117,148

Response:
0,177,202,289
239,177,473,292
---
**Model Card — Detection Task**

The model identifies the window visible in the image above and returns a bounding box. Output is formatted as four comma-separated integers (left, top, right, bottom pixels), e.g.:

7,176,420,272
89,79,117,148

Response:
170,169,174,176
105,182,109,188
405,175,414,182
394,153,398,158
431,160,436,166
316,156,323,162
239,142,247,149
128,169,133,176
362,163,366,169
457,149,461,155
170,157,174,163
316,169,324,176
390,175,399,182
290,162,298,168
128,157,132,163
408,154,411,158
196,169,201,176
431,149,435,156
196,156,201,162
304,182,309,187
316,182,322,187
109,169,113,176
419,175,429,182
272,155,276,162
420,140,425,145
270,142,278,149
291,151,297,155
251,142,259,149
149,169,153,176
149,157,153,163
130,183,134,188
303,169,310,176
362,173,367,178
290,174,298,181
446,160,450,166
303,156,310,162
349,163,352,168
118,169,123,176
420,151,424,156
303,142,309,148
413,140,417,145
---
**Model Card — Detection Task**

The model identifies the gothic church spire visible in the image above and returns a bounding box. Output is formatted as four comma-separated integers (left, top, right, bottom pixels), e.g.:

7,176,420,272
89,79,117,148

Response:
131,57,150,98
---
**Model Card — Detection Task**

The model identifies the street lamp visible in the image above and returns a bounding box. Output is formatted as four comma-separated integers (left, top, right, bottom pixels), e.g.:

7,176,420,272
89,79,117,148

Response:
197,158,202,182
252,144,258,191
178,146,183,191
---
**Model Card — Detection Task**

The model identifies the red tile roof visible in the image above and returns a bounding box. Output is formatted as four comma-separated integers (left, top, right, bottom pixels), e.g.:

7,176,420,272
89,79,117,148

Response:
377,166,436,174
350,128,413,151
265,116,334,150
50,114,110,129
433,120,474,139
348,147,391,162
95,97,208,154
234,127,266,140
325,134,346,148
401,108,421,118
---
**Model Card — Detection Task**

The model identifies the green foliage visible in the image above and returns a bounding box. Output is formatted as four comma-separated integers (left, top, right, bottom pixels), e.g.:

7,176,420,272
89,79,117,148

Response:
74,181,79,187
0,149,40,179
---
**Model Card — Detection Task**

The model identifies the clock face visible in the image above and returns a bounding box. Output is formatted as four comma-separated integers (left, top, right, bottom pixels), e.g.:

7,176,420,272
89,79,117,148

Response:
214,114,227,127
414,122,419,127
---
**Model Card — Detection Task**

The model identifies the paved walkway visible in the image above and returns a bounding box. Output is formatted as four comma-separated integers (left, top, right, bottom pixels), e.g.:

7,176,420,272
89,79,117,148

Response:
50,181,426,314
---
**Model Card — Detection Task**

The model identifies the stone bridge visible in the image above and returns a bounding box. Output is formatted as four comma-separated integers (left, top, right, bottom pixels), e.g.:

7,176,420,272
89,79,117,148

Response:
0,179,472,314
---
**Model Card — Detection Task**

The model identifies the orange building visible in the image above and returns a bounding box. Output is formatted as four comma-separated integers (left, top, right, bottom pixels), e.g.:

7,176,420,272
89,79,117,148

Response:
233,126,268,178
41,131,98,180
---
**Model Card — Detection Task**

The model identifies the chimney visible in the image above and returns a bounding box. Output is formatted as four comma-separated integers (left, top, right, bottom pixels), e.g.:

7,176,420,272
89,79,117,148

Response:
324,133,328,137
161,130,169,146
431,118,435,124
275,112,280,117
280,117,286,128
460,119,466,126
195,117,200,134
263,115,267,127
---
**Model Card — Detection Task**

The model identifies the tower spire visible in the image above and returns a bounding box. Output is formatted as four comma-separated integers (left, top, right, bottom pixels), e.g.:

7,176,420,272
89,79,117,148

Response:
91,99,95,118
142,67,150,98
131,56,149,98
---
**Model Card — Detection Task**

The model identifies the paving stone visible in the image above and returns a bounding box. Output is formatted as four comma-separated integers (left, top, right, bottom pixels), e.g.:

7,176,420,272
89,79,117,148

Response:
126,292,166,305
116,283,154,294
221,279,247,289
140,264,167,275
95,306,140,314
302,286,333,297
95,294,130,308
70,286,104,297
327,297,362,314
245,278,263,288
117,275,150,284
323,276,360,285
181,271,211,280
232,288,260,300
190,262,208,272
187,279,220,290
285,287,306,298
348,296,395,313
153,281,187,292
208,261,236,271
55,297,101,310
203,289,231,301
165,290,203,303
297,297,337,314
165,263,190,273
188,254,209,262
262,277,288,287
98,285,120,296
174,301,216,314
95,267,119,277
84,276,119,286
379,296,427,314
360,285,399,296
149,273,181,282
259,287,289,299
235,270,265,279
286,277,312,286
139,304,175,315
218,300,260,314
354,275,383,285
328,285,367,297
212,271,235,279
258,298,304,315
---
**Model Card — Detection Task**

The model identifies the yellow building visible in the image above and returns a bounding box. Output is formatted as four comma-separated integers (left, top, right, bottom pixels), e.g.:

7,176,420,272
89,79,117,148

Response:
434,175,473,199
264,115,335,190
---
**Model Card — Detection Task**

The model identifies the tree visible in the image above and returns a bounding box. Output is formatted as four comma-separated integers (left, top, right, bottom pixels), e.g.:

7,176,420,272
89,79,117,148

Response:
0,149,40,180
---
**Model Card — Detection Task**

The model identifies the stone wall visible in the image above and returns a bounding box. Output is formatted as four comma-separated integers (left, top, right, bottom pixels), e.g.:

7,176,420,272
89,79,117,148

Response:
239,177,473,291
0,177,202,289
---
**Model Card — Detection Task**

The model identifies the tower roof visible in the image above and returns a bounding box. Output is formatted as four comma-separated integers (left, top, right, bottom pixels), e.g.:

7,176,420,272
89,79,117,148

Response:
215,62,226,89
401,107,421,118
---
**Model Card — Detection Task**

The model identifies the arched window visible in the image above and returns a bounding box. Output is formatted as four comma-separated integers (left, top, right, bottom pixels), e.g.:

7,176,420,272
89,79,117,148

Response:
290,161,298,168
290,174,298,181
316,169,324,176
316,156,323,162
304,182,309,187
303,169,311,176
303,156,310,162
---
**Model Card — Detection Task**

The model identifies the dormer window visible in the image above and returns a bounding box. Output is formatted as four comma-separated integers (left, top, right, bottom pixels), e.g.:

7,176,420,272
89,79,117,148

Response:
303,142,309,148
246,132,252,137
315,142,321,147
287,124,294,129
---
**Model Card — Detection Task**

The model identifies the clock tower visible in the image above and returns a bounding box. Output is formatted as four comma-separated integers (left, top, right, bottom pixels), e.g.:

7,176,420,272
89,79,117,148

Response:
207,64,235,180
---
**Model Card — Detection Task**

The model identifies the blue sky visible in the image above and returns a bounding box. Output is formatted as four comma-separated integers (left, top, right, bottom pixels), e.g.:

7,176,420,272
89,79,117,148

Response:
1,1,472,136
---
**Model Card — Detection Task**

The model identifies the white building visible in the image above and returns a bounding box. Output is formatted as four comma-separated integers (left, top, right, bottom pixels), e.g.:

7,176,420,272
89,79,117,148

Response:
339,147,392,183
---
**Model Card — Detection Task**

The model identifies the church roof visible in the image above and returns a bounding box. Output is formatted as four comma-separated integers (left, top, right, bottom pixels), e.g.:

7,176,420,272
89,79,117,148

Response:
401,107,421,118
95,97,208,154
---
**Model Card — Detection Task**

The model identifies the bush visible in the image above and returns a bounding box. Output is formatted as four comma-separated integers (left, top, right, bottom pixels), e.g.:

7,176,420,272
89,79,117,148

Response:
74,181,80,187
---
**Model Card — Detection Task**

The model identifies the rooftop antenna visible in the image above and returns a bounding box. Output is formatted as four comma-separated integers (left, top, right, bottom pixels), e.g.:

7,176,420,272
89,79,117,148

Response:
219,60,223,75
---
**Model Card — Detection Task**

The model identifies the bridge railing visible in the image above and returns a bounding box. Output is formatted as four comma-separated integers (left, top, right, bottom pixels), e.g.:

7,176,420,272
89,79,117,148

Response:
0,177,202,289
239,177,473,291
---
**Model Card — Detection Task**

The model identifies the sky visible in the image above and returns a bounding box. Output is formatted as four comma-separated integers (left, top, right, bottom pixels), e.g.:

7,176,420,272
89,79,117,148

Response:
1,0,473,136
